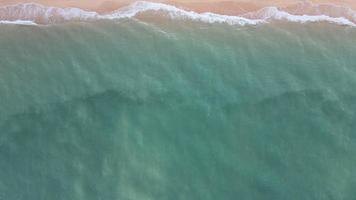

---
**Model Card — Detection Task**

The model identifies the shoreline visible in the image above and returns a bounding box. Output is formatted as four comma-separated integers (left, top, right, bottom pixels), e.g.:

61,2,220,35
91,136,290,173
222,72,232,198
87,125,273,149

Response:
0,0,356,15
0,0,355,27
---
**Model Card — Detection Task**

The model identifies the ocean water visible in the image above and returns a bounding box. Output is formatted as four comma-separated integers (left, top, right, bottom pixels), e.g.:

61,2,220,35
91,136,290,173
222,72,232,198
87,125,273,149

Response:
1,3,356,200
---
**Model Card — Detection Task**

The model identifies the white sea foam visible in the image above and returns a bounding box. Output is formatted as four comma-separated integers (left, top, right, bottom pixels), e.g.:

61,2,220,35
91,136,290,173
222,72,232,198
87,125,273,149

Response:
0,1,355,27
285,1,356,22
0,20,37,25
0,3,99,23
243,6,355,26
103,1,263,25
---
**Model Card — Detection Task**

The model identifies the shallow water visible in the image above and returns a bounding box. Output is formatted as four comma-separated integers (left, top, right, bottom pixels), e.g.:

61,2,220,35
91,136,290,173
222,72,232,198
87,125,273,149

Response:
1,19,356,200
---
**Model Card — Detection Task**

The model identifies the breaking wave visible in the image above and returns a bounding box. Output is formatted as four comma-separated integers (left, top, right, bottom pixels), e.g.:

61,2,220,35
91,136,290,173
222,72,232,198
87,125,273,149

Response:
0,1,355,26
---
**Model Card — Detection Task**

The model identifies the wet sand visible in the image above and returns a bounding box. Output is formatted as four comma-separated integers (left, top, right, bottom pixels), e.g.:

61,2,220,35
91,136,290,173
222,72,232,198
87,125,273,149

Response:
0,0,355,14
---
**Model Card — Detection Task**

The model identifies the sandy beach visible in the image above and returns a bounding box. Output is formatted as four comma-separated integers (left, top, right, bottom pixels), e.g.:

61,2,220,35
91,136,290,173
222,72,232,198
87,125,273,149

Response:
0,0,355,14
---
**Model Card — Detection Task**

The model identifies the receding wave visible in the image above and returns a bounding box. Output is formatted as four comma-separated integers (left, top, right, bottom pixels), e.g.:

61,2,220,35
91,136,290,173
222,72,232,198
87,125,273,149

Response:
0,1,355,26
0,3,99,24
243,6,355,26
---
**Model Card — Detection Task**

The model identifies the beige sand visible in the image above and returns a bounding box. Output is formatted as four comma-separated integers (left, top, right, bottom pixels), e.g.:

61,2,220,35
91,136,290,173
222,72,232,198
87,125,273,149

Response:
0,0,355,14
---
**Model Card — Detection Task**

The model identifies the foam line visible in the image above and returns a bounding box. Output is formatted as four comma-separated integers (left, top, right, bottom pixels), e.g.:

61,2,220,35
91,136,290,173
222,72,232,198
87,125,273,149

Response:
0,1,355,27
0,20,37,25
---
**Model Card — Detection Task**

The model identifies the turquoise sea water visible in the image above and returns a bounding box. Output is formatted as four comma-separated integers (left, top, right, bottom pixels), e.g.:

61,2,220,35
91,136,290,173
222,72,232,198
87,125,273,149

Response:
1,18,356,199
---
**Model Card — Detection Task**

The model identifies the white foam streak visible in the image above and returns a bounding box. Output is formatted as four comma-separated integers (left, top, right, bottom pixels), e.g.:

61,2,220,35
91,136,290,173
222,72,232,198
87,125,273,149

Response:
0,19,37,25
0,3,99,23
0,1,355,27
244,7,355,26
104,1,262,25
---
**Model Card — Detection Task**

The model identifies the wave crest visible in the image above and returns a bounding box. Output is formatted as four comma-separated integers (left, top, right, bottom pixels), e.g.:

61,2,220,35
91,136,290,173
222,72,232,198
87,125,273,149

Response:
0,1,355,27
